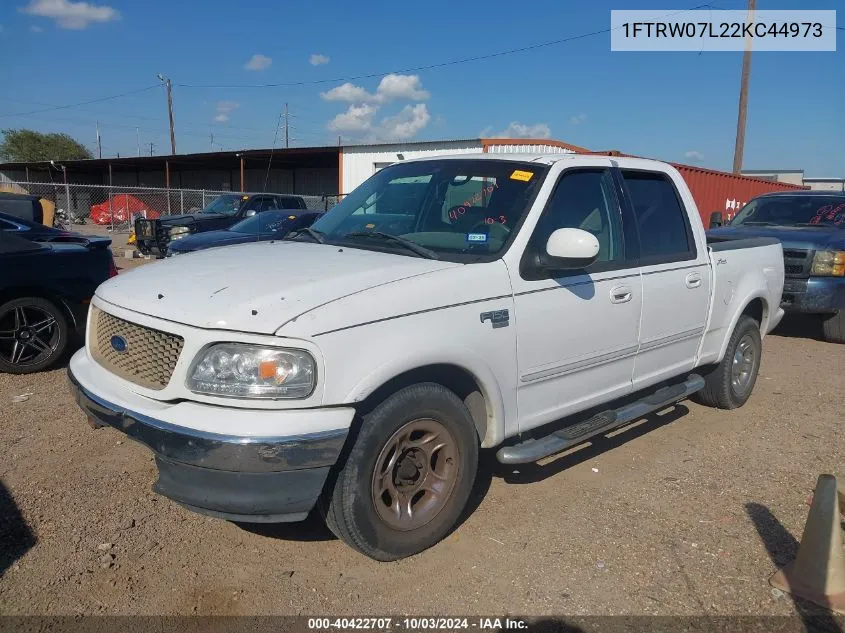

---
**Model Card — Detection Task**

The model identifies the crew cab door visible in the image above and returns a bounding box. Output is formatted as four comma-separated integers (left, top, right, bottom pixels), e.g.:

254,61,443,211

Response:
510,165,642,432
618,169,711,389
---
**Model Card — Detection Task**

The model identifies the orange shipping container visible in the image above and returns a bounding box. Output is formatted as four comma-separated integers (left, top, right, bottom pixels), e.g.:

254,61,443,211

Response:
670,163,807,228
591,150,807,227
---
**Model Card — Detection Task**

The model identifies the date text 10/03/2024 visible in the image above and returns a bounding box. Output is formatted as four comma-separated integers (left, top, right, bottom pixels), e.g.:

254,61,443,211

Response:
307,617,528,630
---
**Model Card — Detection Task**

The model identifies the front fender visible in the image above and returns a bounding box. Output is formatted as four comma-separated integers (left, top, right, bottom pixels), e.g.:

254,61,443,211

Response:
343,347,508,449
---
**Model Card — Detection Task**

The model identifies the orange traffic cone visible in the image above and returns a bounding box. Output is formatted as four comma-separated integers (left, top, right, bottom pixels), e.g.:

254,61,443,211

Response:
770,474,845,614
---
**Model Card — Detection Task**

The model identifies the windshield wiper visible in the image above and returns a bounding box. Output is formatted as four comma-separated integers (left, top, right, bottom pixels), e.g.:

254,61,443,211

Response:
284,227,326,243
788,223,834,228
343,231,439,260
736,221,779,226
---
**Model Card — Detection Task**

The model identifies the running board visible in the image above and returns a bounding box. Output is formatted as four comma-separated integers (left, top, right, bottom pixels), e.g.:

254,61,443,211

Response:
496,374,705,465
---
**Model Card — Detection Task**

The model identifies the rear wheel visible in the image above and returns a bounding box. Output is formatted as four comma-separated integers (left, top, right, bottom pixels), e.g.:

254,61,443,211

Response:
821,311,845,344
322,383,478,561
0,297,69,374
692,315,761,410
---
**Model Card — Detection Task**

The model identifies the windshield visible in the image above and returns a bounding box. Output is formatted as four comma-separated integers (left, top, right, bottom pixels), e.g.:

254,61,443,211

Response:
730,196,845,227
230,210,297,234
202,194,246,216
307,159,549,261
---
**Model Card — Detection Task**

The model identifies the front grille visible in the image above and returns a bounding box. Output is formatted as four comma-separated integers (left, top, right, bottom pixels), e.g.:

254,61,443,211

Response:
782,248,812,279
89,307,184,390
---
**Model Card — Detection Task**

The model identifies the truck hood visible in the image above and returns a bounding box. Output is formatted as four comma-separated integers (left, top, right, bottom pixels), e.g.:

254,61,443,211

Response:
709,224,845,251
96,241,460,334
168,229,259,253
157,213,228,227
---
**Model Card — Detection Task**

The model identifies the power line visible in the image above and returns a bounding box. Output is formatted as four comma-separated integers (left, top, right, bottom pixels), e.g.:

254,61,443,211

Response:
174,3,720,90
0,84,160,118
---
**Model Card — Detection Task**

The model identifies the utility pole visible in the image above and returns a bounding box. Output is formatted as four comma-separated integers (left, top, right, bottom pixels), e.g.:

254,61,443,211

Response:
136,127,140,157
96,121,102,159
149,142,155,157
732,0,756,174
210,133,214,151
157,73,177,155
284,102,290,148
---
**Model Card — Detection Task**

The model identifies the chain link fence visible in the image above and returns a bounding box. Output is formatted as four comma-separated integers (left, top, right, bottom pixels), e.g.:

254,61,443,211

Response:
1,181,344,232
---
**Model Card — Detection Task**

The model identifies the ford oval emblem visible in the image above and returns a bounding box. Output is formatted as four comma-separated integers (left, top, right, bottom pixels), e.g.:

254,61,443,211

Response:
110,335,128,353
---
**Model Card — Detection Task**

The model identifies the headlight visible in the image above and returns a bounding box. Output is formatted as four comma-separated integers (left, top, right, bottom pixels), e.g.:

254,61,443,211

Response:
811,250,845,277
186,343,316,399
168,226,191,240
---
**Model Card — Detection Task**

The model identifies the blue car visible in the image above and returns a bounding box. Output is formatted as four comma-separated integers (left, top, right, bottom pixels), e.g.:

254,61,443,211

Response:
708,191,845,343
167,209,324,256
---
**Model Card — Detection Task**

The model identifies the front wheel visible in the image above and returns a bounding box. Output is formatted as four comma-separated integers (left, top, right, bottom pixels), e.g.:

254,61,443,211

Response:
692,315,761,410
821,311,845,344
322,383,479,561
0,297,69,374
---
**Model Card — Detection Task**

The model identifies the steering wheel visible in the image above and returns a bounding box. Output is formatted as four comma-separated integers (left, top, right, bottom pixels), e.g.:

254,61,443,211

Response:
470,220,511,240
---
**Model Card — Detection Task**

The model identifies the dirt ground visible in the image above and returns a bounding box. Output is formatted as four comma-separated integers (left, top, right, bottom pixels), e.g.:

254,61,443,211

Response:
0,259,842,617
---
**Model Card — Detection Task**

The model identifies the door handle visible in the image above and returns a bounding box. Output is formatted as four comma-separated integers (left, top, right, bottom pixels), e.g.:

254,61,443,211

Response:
610,285,632,304
685,273,702,289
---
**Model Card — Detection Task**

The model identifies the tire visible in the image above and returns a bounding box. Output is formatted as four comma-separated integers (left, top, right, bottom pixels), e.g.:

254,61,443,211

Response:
821,311,845,344
692,315,761,410
322,382,479,561
0,297,69,375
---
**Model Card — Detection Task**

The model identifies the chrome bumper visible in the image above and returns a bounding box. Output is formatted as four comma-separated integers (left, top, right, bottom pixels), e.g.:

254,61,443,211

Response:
67,367,348,473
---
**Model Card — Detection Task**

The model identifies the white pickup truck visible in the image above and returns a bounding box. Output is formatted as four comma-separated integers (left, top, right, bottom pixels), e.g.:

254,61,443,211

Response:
69,154,785,561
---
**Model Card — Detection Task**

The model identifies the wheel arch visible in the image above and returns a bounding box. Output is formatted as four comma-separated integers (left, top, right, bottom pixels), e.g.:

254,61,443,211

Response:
344,357,507,449
0,286,79,328
717,294,769,362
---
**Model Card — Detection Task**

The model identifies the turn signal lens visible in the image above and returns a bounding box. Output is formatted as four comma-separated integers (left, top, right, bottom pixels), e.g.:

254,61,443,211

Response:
811,251,845,277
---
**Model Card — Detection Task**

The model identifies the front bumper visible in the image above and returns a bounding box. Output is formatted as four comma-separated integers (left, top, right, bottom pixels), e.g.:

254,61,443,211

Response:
68,364,351,522
781,276,845,314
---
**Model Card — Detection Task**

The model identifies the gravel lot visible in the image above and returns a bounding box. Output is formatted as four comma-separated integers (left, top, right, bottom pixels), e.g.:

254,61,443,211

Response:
0,257,842,618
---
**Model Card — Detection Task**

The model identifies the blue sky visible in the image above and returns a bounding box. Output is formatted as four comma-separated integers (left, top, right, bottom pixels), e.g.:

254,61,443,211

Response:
0,0,841,175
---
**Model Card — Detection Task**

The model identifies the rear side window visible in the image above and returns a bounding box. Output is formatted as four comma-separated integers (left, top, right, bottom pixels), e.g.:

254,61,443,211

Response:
279,196,305,209
621,171,695,263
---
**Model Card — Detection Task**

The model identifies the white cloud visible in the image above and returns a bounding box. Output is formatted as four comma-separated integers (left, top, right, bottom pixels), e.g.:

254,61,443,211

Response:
213,101,240,123
327,103,431,142
321,82,373,104
484,121,551,139
30,24,43,31
374,104,431,141
309,53,330,66
321,73,429,104
685,150,705,162
20,0,119,29
327,104,378,133
244,53,272,71
374,74,430,102
569,113,587,125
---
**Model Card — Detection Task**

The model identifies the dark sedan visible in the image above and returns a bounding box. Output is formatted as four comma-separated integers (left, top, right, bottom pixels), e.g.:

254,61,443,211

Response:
135,192,309,257
0,211,80,242
167,209,324,256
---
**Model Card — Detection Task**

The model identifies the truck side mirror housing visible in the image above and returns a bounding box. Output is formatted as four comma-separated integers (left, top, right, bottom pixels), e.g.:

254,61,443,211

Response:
244,209,257,218
541,228,600,269
709,212,724,229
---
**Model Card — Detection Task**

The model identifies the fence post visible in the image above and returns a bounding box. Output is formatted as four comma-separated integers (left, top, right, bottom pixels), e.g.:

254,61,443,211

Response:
202,190,206,209
180,190,185,214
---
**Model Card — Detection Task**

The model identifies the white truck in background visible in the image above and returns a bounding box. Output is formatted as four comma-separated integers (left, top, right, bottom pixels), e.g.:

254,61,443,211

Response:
69,154,784,560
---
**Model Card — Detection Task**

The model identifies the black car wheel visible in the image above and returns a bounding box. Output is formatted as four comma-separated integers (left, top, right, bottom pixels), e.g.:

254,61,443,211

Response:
0,297,69,374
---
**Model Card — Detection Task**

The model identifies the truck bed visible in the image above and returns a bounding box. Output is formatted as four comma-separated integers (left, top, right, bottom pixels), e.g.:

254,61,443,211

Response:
706,234,781,251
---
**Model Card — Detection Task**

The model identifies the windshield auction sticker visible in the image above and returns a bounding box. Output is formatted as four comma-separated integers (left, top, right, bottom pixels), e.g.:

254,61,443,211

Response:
610,10,836,51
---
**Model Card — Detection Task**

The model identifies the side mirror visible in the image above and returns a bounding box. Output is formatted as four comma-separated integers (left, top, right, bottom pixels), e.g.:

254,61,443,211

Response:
542,228,600,269
709,212,724,229
244,209,257,218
